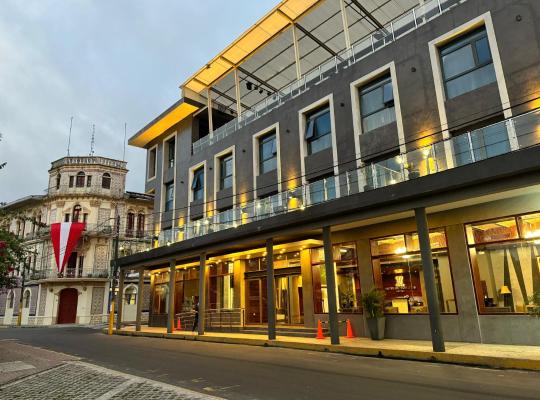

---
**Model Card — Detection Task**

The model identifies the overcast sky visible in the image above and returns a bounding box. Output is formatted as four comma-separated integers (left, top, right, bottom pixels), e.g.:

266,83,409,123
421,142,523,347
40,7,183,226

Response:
0,0,276,203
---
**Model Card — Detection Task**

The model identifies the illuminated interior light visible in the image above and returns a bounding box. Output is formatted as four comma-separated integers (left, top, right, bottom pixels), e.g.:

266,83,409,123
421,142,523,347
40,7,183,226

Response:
394,247,407,255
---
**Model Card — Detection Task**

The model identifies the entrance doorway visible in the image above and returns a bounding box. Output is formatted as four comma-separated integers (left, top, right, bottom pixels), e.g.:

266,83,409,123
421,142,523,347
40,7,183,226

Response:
57,288,78,324
245,274,303,325
275,275,303,325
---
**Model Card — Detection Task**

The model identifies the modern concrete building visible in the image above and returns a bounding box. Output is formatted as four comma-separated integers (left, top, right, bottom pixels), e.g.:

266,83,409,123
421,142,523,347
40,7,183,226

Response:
0,156,153,326
117,0,540,346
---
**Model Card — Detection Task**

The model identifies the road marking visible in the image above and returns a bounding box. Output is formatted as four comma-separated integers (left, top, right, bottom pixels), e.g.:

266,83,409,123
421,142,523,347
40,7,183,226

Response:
0,361,35,373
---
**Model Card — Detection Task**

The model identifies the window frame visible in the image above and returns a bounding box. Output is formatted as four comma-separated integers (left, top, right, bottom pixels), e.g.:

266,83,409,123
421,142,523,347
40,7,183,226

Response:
102,173,111,189
304,106,332,155
439,27,495,99
164,182,174,212
359,74,396,133
166,137,175,169
147,145,158,181
75,171,85,188
191,167,205,202
219,154,234,191
259,132,277,175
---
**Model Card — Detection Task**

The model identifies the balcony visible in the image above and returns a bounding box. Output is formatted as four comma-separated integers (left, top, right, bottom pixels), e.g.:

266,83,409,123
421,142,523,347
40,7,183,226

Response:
157,109,540,248
30,265,110,280
46,185,124,199
192,0,464,154
50,156,127,170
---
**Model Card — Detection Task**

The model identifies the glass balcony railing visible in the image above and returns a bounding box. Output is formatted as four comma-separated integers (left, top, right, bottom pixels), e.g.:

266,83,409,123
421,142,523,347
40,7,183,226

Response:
192,0,465,154
156,109,540,249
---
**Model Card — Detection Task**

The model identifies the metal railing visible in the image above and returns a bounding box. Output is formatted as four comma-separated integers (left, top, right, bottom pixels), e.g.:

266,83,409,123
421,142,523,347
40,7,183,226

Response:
30,265,110,280
172,308,244,331
192,0,464,154
157,109,540,248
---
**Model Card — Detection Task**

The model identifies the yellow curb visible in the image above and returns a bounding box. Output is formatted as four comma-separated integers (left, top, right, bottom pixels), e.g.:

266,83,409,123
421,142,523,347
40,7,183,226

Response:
107,330,540,372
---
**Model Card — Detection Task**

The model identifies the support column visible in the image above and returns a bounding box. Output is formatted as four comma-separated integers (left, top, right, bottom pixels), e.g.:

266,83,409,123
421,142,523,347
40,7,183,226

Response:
207,88,214,136
291,25,302,80
115,269,125,331
339,0,351,49
266,238,276,340
323,226,339,345
135,267,144,332
167,260,176,334
198,253,207,335
414,207,446,352
234,69,242,118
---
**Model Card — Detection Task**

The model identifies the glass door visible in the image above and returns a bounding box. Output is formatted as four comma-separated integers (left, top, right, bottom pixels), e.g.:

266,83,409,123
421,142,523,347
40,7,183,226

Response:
275,275,303,325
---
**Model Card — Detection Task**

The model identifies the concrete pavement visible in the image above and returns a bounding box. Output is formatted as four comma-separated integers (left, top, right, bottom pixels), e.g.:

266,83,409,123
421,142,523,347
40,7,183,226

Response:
1,326,540,400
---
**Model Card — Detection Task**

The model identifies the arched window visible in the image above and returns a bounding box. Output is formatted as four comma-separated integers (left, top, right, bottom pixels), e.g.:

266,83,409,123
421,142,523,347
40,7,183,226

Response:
75,171,85,187
23,290,31,308
136,213,145,237
72,205,82,222
102,173,111,189
126,211,135,237
124,286,137,305
56,174,61,190
7,291,14,308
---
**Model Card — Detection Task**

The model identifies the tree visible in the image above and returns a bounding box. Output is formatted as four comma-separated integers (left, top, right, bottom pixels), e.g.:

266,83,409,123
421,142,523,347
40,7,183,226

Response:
0,209,26,289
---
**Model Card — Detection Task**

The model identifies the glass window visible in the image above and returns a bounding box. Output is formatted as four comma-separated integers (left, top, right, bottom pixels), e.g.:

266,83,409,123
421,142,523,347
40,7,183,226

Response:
308,176,336,205
164,183,174,212
23,290,31,308
148,147,157,179
75,171,85,188
259,132,277,174
167,137,175,169
440,27,496,99
69,176,74,188
191,168,204,201
467,213,540,314
371,230,457,314
305,107,332,155
208,261,234,310
360,75,396,133
86,175,92,187
311,243,362,313
72,205,82,223
102,173,111,189
219,154,233,190
174,267,200,314
56,174,61,190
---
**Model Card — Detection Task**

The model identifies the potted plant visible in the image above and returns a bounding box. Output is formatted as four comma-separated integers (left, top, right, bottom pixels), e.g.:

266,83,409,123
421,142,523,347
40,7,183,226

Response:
361,287,386,340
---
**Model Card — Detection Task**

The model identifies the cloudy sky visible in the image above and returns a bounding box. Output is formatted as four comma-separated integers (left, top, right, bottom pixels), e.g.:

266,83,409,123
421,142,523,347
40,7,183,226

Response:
0,0,276,203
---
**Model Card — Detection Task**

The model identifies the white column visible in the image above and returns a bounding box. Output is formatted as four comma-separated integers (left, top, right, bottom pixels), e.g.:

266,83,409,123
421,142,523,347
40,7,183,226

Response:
339,0,351,49
292,25,302,80
234,69,242,118
207,88,214,136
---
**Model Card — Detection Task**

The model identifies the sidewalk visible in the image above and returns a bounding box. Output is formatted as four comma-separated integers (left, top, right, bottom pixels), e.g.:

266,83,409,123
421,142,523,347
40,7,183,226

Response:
110,326,540,372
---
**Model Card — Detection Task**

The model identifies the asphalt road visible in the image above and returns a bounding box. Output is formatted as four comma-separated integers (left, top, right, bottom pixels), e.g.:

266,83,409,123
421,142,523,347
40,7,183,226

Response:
1,326,540,400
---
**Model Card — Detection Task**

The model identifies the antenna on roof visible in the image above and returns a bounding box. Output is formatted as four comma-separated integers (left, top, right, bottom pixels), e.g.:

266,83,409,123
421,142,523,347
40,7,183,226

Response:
67,116,73,156
90,124,95,156
122,122,127,161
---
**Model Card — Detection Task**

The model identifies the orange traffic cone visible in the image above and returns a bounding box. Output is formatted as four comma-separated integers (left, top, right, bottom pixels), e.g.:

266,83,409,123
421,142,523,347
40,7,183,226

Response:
346,319,355,338
176,318,182,331
316,319,325,339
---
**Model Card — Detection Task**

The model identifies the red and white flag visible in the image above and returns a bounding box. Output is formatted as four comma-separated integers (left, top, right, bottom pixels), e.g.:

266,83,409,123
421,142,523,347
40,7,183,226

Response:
50,222,85,274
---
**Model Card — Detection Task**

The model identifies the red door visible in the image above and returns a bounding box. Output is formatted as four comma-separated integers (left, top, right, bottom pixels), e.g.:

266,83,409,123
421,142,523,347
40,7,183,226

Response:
57,288,78,324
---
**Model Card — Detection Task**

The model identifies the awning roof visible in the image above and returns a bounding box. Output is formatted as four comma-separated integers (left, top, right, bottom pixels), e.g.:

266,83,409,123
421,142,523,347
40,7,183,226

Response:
182,0,418,115
129,98,200,148
182,0,321,93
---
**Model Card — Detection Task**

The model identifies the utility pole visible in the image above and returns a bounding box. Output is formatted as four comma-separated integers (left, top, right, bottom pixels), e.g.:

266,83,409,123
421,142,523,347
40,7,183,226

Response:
108,214,121,335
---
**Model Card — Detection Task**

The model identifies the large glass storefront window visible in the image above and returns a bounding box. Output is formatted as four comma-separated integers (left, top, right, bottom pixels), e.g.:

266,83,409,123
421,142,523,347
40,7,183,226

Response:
152,271,170,315
208,261,234,310
371,230,457,314
467,213,540,314
311,242,362,314
174,267,199,314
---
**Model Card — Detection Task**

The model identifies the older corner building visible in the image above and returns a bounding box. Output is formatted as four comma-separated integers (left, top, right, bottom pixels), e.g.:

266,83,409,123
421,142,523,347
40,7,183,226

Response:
0,156,153,326
117,0,540,346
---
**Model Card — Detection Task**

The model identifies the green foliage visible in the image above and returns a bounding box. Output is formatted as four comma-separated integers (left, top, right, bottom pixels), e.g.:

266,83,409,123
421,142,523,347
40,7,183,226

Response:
361,287,385,319
529,290,540,317
0,208,45,289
